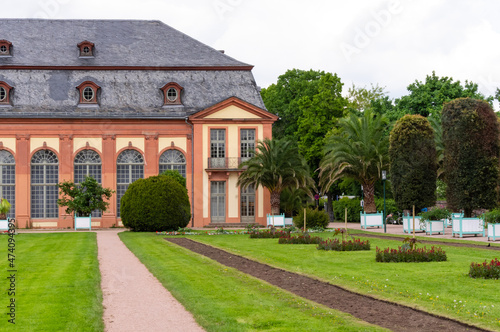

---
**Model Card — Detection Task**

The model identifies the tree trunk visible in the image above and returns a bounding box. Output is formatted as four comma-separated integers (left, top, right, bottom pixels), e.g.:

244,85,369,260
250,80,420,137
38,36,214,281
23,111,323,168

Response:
363,182,376,213
326,193,334,222
270,190,281,215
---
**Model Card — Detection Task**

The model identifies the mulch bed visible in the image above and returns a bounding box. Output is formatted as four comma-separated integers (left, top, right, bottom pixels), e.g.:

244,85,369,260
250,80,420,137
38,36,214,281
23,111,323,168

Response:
167,238,490,332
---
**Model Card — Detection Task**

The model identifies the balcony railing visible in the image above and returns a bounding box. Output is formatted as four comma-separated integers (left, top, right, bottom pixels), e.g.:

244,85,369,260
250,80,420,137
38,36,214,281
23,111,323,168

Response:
207,157,250,169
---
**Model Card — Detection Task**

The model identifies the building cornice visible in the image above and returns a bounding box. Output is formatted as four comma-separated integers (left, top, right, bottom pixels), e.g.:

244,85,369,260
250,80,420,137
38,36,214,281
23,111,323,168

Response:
0,65,254,71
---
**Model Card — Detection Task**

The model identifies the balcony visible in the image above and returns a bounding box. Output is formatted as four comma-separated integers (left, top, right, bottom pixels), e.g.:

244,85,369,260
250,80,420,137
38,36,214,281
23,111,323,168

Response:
207,157,250,170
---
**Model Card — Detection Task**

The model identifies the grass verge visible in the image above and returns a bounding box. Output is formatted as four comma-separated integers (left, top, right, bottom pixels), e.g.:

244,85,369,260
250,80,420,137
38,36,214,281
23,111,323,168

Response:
0,232,103,331
192,232,500,331
119,231,386,332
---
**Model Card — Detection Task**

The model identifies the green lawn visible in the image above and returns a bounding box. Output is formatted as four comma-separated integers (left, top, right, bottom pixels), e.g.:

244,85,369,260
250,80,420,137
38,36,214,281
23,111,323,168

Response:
0,233,103,331
191,232,500,331
119,232,387,332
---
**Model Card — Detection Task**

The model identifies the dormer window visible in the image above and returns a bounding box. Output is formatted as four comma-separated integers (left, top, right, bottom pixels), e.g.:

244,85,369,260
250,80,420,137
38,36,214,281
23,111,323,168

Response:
77,41,95,57
0,82,13,105
77,81,100,105
0,40,12,56
160,82,183,106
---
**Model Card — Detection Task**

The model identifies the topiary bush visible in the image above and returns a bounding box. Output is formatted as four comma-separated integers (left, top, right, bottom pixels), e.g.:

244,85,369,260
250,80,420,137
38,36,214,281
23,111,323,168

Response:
293,208,329,229
332,197,362,222
442,98,499,217
121,175,191,232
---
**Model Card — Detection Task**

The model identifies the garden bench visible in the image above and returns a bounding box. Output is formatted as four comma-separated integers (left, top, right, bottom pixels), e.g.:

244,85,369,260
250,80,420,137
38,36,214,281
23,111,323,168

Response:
360,211,384,229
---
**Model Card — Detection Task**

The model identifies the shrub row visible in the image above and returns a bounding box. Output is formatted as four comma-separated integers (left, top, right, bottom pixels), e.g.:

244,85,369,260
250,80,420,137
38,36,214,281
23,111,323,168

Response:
469,258,500,279
293,208,329,229
317,238,370,251
249,230,290,239
375,246,447,263
278,234,323,244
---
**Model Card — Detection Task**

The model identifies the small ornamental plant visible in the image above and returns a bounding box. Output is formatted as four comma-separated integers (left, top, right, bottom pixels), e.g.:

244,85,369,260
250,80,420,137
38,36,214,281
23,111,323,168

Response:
278,233,323,244
482,209,500,225
376,237,447,262
249,230,290,239
0,197,11,219
420,207,451,222
317,238,370,251
469,258,500,279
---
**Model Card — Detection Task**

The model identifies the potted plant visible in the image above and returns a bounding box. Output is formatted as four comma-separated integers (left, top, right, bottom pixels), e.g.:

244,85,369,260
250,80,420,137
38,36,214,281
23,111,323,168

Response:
482,209,500,241
420,208,450,235
58,176,114,230
0,197,11,230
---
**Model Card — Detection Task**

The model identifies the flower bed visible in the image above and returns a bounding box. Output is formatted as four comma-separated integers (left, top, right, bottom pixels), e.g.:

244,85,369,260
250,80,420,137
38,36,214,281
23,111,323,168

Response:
469,258,500,279
375,246,447,262
317,238,370,251
250,230,290,239
278,234,323,244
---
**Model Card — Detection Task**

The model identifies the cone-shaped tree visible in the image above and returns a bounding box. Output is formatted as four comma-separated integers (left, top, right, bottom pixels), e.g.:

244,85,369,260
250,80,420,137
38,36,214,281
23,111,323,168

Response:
237,138,314,215
442,98,499,217
389,114,437,212
320,110,389,213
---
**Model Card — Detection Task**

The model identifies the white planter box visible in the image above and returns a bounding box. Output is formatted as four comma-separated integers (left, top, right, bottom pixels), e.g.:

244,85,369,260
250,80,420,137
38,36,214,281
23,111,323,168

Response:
360,212,383,229
425,220,445,235
284,217,293,226
267,214,285,227
452,217,484,238
488,223,500,241
0,218,9,231
403,215,424,233
75,215,92,230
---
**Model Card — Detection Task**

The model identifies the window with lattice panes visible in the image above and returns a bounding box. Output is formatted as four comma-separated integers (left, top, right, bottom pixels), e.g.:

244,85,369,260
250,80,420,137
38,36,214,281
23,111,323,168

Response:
159,150,186,178
0,150,15,219
31,150,59,218
240,129,255,162
210,129,225,168
116,150,144,217
74,149,102,217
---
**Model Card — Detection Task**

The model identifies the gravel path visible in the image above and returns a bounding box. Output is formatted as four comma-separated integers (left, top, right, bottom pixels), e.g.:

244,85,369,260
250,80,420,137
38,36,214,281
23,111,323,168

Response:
97,230,205,332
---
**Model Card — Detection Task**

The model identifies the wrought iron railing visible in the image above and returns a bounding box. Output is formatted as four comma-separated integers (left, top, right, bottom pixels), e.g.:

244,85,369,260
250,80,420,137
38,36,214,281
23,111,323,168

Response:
207,157,249,169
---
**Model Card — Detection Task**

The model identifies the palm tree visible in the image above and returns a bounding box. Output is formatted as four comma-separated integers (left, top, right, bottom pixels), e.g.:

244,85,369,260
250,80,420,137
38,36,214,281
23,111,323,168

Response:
238,138,315,215
319,110,389,213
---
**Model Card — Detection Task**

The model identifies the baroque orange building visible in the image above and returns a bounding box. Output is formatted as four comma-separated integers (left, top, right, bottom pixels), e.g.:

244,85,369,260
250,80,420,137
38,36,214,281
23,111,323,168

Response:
0,19,276,228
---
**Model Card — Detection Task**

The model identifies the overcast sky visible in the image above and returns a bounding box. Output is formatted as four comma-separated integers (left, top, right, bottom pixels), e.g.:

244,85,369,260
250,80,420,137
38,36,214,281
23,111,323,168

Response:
3,0,500,105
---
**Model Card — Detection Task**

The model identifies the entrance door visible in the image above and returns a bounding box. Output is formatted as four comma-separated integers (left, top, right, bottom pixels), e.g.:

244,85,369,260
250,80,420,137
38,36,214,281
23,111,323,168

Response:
211,181,226,223
241,185,255,223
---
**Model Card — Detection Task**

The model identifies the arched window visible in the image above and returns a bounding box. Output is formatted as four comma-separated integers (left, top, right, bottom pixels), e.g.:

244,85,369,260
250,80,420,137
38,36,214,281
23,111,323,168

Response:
116,150,144,217
74,150,102,217
0,150,15,218
159,150,186,178
31,150,59,218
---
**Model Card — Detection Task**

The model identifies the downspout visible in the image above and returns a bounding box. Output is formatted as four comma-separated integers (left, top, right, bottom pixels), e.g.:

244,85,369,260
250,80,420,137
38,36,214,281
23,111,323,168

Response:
185,117,195,227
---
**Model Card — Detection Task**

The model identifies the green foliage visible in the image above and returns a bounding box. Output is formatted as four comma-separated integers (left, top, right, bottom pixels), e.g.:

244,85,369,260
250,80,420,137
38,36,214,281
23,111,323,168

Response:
0,197,11,218
436,179,447,200
292,208,329,229
481,208,500,224
238,138,315,215
332,197,362,222
320,109,389,213
160,169,186,188
420,208,451,222
121,175,191,231
346,83,387,114
278,233,323,244
469,258,500,279
374,198,400,216
375,246,447,263
249,230,290,239
317,238,370,251
389,114,437,211
57,176,114,217
280,187,308,217
442,98,499,217
394,71,492,117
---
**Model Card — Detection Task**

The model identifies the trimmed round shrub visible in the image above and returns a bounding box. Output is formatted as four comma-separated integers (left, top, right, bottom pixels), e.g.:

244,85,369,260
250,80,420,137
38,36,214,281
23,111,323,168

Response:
121,175,191,232
293,208,329,229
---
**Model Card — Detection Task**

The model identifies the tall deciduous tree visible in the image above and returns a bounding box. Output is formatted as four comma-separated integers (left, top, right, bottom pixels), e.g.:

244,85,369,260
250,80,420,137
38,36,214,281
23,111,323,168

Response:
395,71,491,117
442,98,499,217
320,110,389,213
389,115,437,212
237,138,314,215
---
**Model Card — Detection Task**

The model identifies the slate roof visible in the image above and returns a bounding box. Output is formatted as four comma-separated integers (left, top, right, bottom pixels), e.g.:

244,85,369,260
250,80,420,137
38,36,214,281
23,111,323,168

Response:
0,19,267,118
0,19,250,67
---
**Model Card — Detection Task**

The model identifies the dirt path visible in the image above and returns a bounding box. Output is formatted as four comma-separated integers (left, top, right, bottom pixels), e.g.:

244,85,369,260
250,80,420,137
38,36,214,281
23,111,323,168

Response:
97,230,204,332
167,238,490,332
